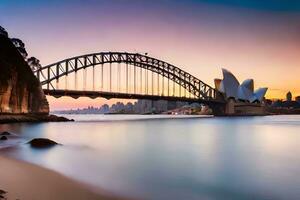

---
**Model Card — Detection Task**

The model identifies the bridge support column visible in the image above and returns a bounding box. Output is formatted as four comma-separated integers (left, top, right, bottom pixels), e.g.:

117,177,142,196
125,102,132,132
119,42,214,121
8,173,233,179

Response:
210,104,226,116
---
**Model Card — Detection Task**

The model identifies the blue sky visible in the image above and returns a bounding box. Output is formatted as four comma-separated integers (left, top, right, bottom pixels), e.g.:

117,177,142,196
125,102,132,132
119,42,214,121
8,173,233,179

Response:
196,0,300,11
1,0,300,11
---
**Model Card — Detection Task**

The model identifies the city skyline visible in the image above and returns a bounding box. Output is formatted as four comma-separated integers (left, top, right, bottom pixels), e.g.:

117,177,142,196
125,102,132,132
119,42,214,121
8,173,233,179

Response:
1,0,300,110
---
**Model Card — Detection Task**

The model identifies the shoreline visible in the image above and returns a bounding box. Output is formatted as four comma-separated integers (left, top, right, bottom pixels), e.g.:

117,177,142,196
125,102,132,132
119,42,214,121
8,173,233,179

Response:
2,113,298,124
0,154,128,200
0,114,74,123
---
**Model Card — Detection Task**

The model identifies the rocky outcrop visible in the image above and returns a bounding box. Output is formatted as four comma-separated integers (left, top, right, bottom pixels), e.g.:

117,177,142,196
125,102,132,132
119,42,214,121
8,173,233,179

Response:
28,138,59,148
0,114,73,123
0,132,11,136
0,136,7,140
0,35,49,114
0,189,6,199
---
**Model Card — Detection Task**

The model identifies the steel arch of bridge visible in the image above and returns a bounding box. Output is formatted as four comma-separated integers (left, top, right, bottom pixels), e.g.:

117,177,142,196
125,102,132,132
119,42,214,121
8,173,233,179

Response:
34,52,224,104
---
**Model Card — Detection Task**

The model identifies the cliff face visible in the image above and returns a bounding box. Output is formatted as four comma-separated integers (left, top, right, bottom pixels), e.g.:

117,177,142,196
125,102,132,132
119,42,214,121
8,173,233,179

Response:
0,35,49,114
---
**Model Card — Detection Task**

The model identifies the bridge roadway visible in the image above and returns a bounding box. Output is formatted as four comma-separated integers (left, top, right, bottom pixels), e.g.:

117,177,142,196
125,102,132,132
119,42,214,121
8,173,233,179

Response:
43,89,224,105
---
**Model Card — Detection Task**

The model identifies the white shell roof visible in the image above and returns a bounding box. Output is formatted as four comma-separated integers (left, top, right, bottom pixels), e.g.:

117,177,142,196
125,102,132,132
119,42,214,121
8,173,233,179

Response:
241,79,254,93
221,68,240,99
217,69,267,102
238,85,253,101
250,88,268,102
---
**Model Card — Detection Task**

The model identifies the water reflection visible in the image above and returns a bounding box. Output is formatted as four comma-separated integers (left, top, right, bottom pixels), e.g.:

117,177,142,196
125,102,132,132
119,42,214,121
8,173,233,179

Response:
1,115,300,200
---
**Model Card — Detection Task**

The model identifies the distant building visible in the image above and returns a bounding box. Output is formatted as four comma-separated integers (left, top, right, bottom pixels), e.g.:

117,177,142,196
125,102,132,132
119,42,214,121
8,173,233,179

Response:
296,96,300,103
272,99,300,109
286,91,292,101
54,100,201,115
133,100,189,114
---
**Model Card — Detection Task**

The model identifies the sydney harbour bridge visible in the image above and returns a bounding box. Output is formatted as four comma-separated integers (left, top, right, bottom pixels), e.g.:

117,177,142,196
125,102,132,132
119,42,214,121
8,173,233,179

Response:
33,52,225,112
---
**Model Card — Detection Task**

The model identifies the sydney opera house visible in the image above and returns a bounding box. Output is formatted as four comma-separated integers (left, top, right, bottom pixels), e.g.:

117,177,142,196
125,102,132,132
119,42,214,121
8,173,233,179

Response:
215,69,268,115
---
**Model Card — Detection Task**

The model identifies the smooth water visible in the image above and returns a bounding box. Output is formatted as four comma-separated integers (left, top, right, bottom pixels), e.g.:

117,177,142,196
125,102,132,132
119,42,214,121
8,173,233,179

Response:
1,115,300,200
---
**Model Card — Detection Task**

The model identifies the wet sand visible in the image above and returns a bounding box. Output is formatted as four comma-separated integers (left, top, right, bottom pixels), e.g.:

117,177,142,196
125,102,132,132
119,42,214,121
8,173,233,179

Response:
0,155,126,200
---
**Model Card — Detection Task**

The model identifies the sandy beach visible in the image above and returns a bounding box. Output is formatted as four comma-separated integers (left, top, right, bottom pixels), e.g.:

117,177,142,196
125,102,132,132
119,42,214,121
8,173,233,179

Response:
0,155,126,200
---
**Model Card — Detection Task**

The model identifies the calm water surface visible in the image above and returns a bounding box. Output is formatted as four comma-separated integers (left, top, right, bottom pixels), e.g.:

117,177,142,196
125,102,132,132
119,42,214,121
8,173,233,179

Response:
1,114,300,200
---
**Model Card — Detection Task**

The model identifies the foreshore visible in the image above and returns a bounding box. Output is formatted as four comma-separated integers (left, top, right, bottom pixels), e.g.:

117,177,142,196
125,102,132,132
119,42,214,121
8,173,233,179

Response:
0,114,74,123
0,155,127,200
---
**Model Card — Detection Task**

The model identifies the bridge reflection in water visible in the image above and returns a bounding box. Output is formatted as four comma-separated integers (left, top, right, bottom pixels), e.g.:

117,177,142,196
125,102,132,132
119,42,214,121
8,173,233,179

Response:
34,52,225,110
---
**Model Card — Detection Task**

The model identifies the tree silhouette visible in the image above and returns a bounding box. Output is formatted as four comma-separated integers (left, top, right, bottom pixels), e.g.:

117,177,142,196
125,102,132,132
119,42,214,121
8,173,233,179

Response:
27,57,41,71
0,25,8,37
11,38,28,59
11,38,25,48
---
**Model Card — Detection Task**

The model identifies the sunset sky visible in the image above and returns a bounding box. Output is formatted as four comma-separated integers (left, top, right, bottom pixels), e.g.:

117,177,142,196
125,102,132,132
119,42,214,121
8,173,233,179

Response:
1,0,300,110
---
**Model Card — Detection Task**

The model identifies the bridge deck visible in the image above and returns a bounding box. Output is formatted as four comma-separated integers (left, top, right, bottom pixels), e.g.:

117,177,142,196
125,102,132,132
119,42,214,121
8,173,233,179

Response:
43,89,224,104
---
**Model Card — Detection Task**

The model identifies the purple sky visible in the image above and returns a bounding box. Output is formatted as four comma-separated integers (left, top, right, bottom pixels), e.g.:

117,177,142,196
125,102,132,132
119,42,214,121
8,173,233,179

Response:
1,0,300,109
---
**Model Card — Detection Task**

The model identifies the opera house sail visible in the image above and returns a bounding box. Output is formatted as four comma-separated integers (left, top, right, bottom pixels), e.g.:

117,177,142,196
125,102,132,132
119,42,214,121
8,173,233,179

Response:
215,68,268,115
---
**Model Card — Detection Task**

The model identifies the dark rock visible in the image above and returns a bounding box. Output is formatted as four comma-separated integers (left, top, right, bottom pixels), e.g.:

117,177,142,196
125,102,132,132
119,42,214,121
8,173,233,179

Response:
0,189,6,194
0,136,7,140
46,115,74,122
0,114,74,123
0,131,11,136
28,138,59,148
0,189,6,199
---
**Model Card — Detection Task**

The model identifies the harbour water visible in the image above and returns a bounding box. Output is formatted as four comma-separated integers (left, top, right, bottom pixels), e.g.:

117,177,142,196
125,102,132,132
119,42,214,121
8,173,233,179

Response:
1,115,300,200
